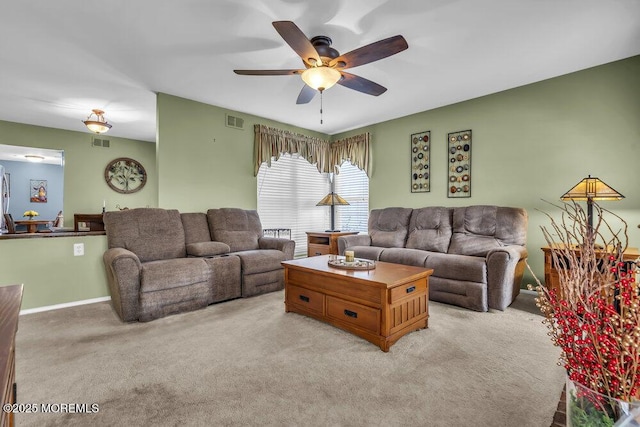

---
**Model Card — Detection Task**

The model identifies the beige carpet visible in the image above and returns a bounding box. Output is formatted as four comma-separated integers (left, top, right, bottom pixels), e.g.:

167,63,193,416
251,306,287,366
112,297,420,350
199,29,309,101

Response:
15,290,564,426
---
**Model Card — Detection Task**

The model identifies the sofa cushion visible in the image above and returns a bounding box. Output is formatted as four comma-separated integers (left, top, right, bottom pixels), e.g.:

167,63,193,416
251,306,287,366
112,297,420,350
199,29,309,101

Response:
448,206,527,257
186,241,230,257
368,207,413,248
232,249,285,275
351,246,386,261
140,258,210,293
208,208,262,252
424,252,487,284
406,207,453,253
181,212,212,244
104,208,186,262
379,248,430,267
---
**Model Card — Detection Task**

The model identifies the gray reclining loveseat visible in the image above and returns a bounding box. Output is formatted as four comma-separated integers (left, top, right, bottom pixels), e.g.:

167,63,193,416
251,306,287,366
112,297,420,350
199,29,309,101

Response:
103,207,294,322
338,205,528,312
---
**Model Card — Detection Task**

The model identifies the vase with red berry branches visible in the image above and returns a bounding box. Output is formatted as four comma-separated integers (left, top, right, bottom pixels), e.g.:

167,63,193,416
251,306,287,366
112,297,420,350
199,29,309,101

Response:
529,201,640,426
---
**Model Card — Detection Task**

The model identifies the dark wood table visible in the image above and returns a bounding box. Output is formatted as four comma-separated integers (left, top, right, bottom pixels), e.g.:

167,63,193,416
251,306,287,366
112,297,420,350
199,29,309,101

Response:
13,220,50,233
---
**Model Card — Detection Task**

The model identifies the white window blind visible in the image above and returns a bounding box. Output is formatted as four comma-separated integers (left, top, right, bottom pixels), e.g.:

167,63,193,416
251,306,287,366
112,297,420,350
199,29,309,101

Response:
257,157,369,258
257,154,329,258
335,161,369,233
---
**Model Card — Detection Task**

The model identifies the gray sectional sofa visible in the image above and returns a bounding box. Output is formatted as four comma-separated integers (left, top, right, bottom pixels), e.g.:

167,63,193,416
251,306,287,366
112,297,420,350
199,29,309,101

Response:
103,207,294,322
338,205,528,312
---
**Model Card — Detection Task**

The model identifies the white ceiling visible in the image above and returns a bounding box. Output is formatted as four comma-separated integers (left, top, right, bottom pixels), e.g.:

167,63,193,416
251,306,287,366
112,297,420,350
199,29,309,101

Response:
1,0,639,143
0,144,64,165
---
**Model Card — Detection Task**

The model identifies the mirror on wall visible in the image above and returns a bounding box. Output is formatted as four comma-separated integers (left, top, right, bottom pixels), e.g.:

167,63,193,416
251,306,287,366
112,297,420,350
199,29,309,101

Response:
0,143,64,232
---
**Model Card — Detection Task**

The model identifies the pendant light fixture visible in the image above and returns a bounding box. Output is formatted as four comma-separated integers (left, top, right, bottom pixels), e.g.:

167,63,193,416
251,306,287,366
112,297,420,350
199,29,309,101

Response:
83,109,112,134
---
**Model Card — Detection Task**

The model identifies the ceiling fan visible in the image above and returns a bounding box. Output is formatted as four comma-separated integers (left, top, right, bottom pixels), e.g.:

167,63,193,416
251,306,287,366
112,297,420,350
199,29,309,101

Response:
234,21,408,105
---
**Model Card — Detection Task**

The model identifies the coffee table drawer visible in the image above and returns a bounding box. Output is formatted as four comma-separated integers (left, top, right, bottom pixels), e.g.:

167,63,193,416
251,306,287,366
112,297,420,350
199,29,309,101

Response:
389,279,426,303
326,296,380,334
308,243,330,257
287,284,324,314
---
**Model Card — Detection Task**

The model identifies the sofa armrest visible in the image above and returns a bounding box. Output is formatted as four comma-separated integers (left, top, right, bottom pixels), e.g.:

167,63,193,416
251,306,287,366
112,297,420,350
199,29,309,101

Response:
103,247,142,322
338,234,372,255
258,237,295,260
486,245,528,311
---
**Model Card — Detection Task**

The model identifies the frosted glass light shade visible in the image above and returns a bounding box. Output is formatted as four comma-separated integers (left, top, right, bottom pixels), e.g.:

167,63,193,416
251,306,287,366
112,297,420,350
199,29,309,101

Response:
83,109,112,134
301,67,341,91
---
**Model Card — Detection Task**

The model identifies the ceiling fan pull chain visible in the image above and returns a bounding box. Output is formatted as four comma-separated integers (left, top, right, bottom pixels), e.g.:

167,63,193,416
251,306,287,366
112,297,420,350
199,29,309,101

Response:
320,90,323,124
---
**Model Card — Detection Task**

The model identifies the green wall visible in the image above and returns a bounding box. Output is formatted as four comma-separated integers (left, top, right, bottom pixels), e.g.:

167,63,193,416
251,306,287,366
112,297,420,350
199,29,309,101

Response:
156,93,329,211
0,236,108,308
0,121,157,309
3,56,639,310
334,56,640,285
0,120,158,218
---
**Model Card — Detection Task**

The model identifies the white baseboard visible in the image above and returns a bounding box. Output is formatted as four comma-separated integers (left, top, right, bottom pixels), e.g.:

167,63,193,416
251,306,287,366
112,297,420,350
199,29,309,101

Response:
20,296,111,315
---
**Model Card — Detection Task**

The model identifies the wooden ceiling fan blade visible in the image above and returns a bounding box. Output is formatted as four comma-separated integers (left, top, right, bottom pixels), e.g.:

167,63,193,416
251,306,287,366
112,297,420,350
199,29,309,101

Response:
329,35,408,69
234,69,302,76
272,21,321,66
338,72,387,96
296,85,317,104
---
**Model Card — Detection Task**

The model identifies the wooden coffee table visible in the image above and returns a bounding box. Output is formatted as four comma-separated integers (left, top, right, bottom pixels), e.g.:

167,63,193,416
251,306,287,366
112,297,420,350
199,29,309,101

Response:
282,255,433,352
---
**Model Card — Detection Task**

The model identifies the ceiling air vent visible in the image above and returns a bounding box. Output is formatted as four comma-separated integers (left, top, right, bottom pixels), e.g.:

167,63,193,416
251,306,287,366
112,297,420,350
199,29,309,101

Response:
225,114,244,130
91,137,110,148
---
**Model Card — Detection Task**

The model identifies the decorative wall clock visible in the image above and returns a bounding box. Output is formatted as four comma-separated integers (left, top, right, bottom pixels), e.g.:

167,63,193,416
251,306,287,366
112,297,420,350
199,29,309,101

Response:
104,157,147,194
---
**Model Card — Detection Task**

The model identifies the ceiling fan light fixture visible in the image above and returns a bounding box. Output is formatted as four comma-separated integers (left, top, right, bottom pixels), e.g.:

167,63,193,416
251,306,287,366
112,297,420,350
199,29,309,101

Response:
301,67,341,91
83,109,112,134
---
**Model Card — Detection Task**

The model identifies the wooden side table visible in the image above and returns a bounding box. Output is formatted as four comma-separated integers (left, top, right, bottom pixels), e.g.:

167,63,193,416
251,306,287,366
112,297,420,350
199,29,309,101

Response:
306,231,359,257
541,245,639,295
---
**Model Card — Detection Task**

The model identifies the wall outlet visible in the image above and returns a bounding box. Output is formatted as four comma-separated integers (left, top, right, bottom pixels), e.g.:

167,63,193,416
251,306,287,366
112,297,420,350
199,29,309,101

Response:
73,243,84,256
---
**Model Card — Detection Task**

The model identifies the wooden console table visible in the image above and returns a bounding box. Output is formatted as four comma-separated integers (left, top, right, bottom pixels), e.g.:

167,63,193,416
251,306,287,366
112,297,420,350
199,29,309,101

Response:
306,231,358,257
541,245,639,295
0,284,23,427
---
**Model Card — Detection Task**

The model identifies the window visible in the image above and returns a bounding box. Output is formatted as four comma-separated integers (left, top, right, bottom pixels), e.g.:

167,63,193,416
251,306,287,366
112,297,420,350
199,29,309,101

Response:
334,161,369,233
257,156,369,258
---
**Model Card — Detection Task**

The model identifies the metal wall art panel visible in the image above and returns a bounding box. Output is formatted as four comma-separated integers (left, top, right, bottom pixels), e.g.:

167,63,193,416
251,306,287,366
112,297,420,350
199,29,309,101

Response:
447,130,471,198
410,130,430,193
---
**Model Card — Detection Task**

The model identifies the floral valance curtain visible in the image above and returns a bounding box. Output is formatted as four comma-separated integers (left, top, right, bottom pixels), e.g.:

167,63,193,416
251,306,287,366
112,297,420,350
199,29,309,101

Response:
254,124,370,176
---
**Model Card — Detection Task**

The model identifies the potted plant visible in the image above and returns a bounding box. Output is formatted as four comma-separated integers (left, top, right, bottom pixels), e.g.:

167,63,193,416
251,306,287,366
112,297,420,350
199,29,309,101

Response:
529,202,640,426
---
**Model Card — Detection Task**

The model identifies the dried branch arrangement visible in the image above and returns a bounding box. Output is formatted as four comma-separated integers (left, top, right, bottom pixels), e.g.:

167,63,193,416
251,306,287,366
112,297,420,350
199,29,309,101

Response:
528,201,640,403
